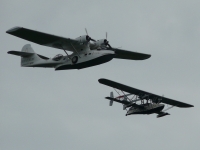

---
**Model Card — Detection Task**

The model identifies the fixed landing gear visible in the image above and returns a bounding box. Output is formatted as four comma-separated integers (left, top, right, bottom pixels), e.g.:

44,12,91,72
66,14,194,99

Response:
72,56,78,64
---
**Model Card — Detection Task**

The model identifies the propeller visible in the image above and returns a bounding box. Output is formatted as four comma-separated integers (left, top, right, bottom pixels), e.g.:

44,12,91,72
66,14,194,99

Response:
104,32,112,49
85,28,96,42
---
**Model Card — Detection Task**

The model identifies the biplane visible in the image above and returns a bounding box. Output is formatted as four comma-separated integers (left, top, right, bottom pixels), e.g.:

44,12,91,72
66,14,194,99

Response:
6,27,151,70
98,78,194,118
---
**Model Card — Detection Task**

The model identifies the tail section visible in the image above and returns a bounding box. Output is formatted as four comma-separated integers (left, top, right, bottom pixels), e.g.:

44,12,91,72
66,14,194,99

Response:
20,44,42,67
21,44,35,53
8,44,48,67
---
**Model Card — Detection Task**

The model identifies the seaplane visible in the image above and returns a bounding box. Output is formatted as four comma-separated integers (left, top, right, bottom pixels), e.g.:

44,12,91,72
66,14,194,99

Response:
6,27,151,70
98,78,194,118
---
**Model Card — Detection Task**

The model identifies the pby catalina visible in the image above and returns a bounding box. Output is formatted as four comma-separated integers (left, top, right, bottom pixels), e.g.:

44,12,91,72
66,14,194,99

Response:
98,79,194,118
6,27,151,70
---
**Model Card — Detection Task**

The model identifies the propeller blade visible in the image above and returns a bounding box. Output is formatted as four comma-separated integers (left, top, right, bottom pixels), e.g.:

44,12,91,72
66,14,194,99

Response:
85,28,88,35
85,28,96,42
90,38,96,42
107,43,112,49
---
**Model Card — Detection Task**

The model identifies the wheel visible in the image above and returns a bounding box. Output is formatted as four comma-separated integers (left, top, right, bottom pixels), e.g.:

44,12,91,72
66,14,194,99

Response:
72,56,78,64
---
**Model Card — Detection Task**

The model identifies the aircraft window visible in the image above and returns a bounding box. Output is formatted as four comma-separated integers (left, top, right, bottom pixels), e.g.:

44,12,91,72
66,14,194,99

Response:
85,54,87,56
89,53,91,55
53,54,63,61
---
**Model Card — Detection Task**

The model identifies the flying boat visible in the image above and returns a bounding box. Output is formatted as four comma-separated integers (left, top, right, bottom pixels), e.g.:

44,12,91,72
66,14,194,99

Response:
6,27,151,70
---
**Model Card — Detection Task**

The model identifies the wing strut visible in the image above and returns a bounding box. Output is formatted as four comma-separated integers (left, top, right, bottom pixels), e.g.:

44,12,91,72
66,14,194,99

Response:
62,46,72,60
70,42,81,58
113,88,121,97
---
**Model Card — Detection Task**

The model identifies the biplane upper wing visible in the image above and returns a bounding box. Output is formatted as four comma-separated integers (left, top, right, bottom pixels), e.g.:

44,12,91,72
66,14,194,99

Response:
6,26,83,52
112,48,151,60
98,78,194,108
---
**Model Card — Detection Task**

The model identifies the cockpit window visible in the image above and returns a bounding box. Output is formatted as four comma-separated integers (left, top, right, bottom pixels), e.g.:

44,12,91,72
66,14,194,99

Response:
53,54,63,61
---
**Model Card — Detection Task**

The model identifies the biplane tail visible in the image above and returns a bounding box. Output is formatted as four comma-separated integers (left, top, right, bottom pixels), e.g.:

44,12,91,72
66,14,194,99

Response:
8,44,49,67
109,92,114,106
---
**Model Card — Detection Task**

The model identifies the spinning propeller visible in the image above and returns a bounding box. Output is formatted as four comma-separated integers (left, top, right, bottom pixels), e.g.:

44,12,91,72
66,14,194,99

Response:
85,28,96,42
104,32,112,49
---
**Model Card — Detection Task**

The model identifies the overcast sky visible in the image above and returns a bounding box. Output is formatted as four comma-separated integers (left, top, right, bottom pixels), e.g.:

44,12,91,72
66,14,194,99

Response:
1,0,200,150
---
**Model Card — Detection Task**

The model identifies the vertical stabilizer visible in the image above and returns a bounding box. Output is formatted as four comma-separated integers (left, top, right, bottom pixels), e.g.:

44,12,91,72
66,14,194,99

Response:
21,44,41,67
109,92,114,106
21,44,34,53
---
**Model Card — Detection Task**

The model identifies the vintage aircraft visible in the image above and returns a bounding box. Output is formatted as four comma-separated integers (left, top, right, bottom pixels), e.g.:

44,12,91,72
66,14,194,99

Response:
98,78,194,118
6,27,151,70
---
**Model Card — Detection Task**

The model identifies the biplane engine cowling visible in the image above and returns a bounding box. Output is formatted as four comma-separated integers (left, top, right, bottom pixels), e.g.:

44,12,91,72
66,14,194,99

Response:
75,35,95,43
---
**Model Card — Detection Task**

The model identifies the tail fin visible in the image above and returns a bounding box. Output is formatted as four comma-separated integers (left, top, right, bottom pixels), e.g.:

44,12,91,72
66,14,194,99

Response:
109,92,114,106
21,44,43,67
8,44,43,67
21,44,35,53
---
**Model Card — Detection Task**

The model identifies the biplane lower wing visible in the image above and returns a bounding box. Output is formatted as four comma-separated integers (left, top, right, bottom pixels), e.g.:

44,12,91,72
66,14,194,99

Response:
98,78,194,108
113,48,151,60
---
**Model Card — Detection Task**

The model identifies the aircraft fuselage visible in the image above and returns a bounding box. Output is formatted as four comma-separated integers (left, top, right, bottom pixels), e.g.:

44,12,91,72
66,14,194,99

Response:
126,103,165,116
22,50,115,70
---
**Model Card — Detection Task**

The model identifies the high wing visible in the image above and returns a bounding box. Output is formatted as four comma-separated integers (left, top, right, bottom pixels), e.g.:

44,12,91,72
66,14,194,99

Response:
98,78,194,108
6,26,85,52
89,42,151,60
112,48,151,60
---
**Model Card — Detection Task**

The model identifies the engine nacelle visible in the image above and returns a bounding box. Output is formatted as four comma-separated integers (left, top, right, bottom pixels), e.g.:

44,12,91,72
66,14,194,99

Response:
93,39,113,50
95,39,108,47
75,35,91,44
75,35,95,44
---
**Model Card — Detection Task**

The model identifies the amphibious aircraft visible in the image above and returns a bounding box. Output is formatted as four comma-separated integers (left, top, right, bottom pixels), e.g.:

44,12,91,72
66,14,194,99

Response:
98,78,194,118
6,27,151,70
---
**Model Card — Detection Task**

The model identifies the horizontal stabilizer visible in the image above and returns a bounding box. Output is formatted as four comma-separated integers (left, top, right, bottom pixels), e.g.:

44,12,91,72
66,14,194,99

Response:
8,51,49,59
106,97,130,105
8,51,34,57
